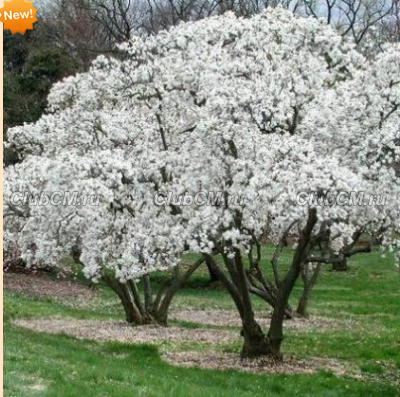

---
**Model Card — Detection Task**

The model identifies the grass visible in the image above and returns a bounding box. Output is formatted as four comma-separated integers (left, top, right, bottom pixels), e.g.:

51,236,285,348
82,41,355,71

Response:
3,250,400,396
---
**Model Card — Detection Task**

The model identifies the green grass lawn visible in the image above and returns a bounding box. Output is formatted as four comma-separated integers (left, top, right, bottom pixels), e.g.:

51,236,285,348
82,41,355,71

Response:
3,251,400,396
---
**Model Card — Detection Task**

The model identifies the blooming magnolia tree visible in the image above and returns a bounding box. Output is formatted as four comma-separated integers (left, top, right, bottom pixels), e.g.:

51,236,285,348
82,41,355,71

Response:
4,9,399,358
266,44,400,317
3,159,205,325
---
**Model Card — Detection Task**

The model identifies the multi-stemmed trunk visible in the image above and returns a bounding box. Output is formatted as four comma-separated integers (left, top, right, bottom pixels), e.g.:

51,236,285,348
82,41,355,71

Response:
102,257,205,326
203,251,272,358
266,209,318,357
204,208,318,359
246,237,295,319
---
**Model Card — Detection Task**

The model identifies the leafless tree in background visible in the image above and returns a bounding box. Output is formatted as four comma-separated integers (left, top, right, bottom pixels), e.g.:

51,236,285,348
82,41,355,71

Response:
298,0,397,44
37,0,399,67
379,0,400,41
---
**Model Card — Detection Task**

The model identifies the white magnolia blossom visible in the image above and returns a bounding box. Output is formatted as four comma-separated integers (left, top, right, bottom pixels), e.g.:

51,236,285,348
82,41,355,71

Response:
4,9,400,280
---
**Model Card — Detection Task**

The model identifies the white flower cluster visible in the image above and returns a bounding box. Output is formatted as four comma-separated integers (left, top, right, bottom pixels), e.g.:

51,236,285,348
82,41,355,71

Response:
4,9,400,279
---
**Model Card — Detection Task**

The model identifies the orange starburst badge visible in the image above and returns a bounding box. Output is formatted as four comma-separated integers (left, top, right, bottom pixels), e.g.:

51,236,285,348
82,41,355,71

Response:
0,0,38,35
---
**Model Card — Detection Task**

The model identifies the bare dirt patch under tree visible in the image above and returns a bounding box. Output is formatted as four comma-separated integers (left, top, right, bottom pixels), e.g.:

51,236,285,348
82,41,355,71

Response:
170,309,355,331
162,350,359,377
13,318,236,345
3,272,96,302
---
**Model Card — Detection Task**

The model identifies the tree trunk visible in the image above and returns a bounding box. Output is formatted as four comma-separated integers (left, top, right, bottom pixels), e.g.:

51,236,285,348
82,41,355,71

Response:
232,249,270,359
156,257,205,324
205,257,219,282
296,262,322,317
267,209,318,359
103,276,145,324
332,255,348,271
296,270,310,318
119,287,164,325
241,319,271,358
296,294,309,317
203,252,273,359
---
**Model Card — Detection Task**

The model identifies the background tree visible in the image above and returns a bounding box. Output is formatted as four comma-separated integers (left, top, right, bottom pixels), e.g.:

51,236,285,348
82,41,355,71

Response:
3,15,79,166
